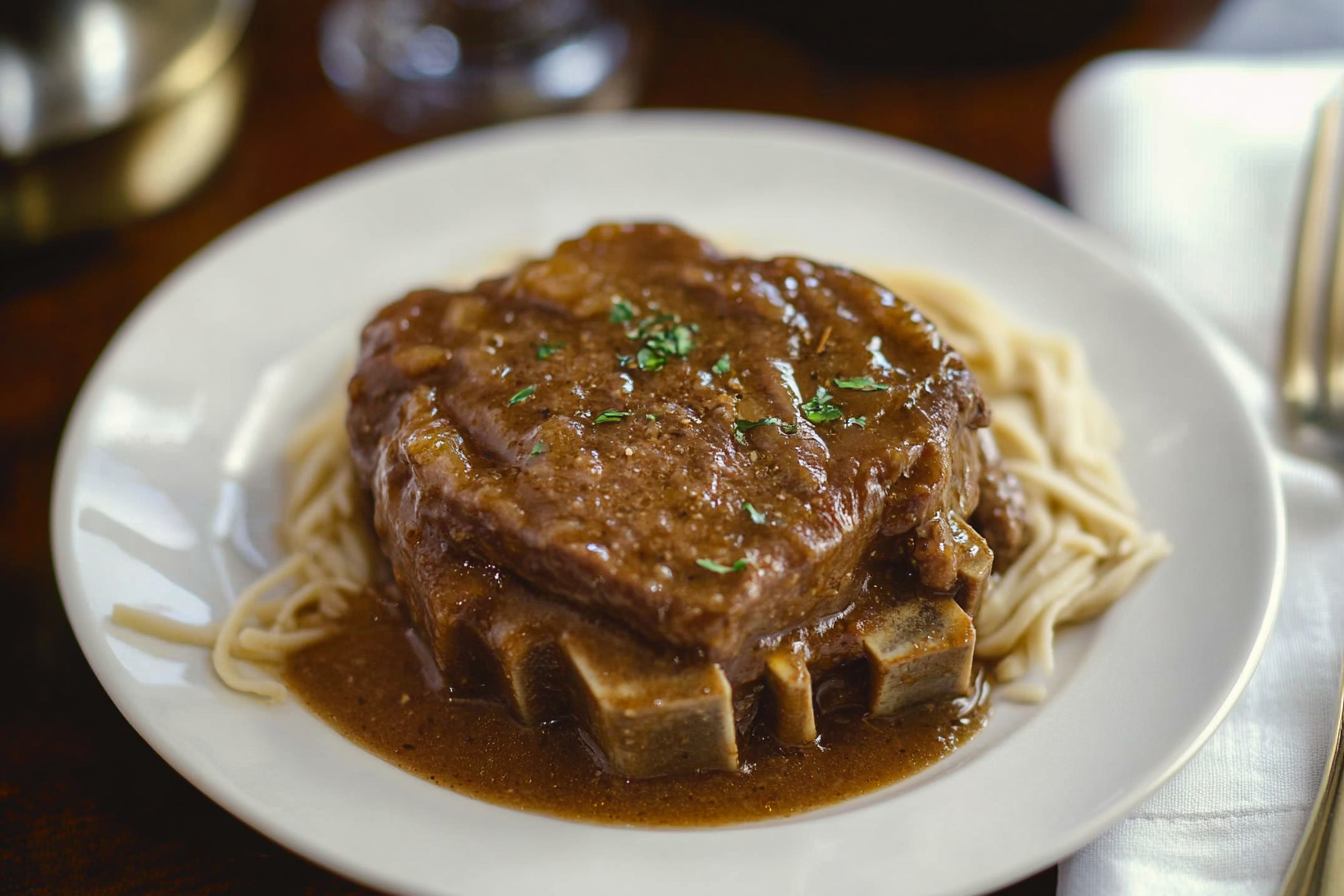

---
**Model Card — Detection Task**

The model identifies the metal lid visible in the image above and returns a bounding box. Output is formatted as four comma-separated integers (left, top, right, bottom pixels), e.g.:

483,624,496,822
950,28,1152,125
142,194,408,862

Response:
0,0,252,159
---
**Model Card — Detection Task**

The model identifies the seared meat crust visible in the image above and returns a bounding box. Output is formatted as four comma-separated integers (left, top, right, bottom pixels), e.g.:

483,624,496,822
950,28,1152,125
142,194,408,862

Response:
349,224,994,664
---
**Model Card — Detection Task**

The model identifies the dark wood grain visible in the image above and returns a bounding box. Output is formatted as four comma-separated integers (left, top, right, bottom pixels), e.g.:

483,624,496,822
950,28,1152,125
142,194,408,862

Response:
0,0,1221,892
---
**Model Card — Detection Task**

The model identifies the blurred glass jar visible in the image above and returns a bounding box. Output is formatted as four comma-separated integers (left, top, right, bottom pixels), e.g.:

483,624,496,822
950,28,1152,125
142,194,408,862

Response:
319,0,645,133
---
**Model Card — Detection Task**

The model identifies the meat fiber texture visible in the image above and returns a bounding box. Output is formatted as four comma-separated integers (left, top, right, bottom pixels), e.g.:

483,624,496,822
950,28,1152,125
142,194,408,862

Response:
348,223,991,667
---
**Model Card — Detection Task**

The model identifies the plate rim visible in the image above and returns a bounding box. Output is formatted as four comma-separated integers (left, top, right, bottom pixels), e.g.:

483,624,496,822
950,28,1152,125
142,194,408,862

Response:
50,108,1286,896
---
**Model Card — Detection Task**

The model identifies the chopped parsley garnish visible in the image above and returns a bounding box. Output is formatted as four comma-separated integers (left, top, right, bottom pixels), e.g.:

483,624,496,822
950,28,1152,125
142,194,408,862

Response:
832,375,890,392
671,326,696,355
732,417,798,445
712,354,731,376
536,342,565,360
847,416,867,429
626,314,696,371
629,313,676,335
593,409,632,424
697,557,749,574
636,346,666,371
609,299,635,323
645,413,658,421
530,440,548,456
801,386,844,423
742,502,767,524
508,385,536,406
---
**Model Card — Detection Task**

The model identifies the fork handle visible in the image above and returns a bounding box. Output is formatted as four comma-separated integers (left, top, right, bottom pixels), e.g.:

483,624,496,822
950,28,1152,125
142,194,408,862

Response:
1279,659,1344,896
1281,85,1344,423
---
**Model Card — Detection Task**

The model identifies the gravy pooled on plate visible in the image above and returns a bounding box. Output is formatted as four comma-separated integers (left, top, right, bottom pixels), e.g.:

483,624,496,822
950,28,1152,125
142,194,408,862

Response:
291,223,1024,816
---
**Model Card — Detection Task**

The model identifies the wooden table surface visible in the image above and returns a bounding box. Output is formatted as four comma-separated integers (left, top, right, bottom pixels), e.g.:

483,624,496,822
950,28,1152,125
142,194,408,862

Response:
1,0,1221,892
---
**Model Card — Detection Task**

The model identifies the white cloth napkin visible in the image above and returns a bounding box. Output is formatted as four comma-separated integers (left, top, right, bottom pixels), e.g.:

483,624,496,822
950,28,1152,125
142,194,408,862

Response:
1052,52,1344,895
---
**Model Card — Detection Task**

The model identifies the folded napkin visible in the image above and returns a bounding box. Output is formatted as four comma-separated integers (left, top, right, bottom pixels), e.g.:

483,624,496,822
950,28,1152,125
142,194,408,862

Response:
1052,51,1344,896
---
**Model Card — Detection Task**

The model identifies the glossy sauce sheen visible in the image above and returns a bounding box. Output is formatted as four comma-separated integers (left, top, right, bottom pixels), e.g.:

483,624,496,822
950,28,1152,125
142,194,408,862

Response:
284,594,989,826
347,223,991,667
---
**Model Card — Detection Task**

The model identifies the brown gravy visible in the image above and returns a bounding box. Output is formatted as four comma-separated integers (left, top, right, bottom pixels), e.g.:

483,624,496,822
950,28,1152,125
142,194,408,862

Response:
284,594,989,826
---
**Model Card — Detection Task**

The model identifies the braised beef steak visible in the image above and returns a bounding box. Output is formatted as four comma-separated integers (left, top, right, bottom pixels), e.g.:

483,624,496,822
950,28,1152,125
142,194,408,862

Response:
349,223,997,667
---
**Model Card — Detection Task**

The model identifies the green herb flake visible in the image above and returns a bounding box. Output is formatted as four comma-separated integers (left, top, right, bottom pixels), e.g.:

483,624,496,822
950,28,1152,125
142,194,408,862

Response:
536,342,566,360
623,314,696,372
832,375,890,392
609,299,635,323
636,346,667,371
833,376,887,394
646,326,694,358
671,325,695,356
593,409,633,425
801,386,844,424
530,440,548,456
696,557,749,575
508,385,536,406
847,416,867,429
712,354,731,376
732,417,799,446
628,313,673,335
645,414,658,421
742,502,767,524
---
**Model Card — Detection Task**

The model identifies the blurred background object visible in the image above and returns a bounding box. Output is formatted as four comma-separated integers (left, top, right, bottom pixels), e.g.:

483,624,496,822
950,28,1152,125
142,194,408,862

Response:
319,0,644,134
695,0,1138,69
0,0,251,157
1195,0,1344,50
0,49,246,244
0,0,251,243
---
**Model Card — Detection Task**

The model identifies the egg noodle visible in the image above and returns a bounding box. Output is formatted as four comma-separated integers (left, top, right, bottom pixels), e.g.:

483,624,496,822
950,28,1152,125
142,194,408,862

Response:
111,392,370,699
881,272,1171,702
112,274,1167,704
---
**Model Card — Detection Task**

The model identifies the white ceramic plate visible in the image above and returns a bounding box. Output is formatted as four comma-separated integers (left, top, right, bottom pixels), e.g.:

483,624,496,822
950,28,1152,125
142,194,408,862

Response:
51,112,1283,896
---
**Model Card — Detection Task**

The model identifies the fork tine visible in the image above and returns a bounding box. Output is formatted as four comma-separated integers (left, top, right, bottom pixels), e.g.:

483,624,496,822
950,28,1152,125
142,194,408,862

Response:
1326,84,1344,425
1282,85,1343,422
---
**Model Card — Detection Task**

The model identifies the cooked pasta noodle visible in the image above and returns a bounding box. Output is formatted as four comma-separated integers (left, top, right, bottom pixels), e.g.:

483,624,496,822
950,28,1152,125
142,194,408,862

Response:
881,271,1171,702
111,389,372,699
112,271,1166,707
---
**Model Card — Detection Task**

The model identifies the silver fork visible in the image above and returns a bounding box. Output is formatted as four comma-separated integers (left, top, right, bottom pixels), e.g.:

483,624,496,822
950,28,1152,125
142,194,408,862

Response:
1281,82,1344,433
1277,80,1344,896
